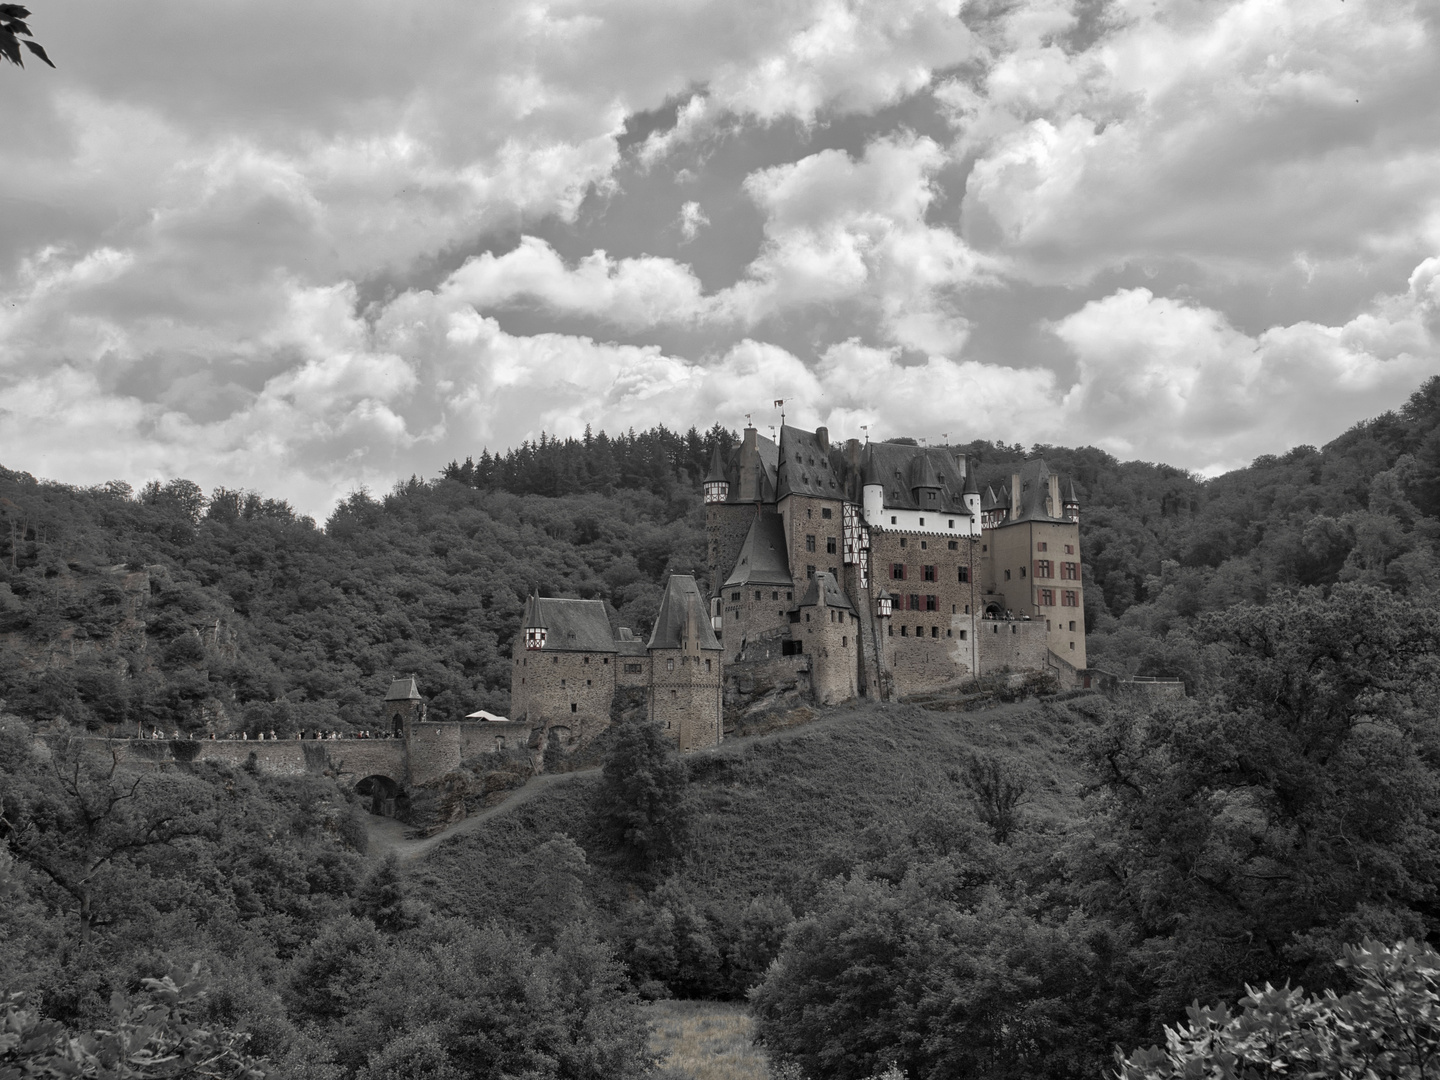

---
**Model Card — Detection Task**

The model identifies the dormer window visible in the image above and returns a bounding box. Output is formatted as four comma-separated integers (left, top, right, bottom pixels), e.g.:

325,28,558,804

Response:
524,627,547,650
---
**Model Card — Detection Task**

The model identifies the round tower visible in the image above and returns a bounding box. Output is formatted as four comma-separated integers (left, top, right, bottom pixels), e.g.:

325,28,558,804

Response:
961,457,981,534
703,443,729,505
1063,479,1081,523
861,445,884,524
522,590,548,650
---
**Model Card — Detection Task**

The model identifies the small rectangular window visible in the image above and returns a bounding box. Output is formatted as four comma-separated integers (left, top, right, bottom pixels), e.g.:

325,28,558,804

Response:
807,564,816,577
910,594,921,611
782,640,803,656
948,519,954,528
1066,544,1075,554
901,625,908,636
959,630,967,640
755,590,762,600
805,534,816,552
624,663,643,673
822,507,833,519
1037,541,1047,551
931,626,938,638
1004,569,1011,581
571,703,577,712
826,537,837,554
948,540,957,550
891,516,897,524
892,563,905,580
923,565,936,581
731,591,741,602
958,566,969,582
926,595,938,611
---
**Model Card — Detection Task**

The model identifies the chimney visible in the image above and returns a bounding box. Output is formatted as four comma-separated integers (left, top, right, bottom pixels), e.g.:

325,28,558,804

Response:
816,426,830,452
738,426,759,502
1048,474,1061,519
1011,473,1021,520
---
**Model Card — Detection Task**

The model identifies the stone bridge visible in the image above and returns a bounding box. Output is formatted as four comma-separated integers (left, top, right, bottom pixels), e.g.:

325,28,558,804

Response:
84,717,532,806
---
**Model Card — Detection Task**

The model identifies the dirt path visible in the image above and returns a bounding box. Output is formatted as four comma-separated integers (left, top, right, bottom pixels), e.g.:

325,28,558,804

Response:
363,765,601,862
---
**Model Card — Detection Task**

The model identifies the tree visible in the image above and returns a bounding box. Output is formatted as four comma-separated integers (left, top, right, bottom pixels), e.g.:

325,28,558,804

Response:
0,4,52,68
592,716,689,877
1119,940,1440,1080
0,967,266,1078
1081,584,1440,1016
959,752,1031,843
0,727,217,946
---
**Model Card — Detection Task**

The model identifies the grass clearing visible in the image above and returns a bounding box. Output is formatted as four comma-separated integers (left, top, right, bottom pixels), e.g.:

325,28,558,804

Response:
412,694,1104,921
646,1000,772,1080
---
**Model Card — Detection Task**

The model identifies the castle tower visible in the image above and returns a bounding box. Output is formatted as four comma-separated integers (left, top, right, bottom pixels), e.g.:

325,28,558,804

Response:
383,675,425,738
796,572,860,705
703,443,729,504
522,589,548,651
1064,479,1081,523
647,574,723,750
961,457,980,521
861,444,883,524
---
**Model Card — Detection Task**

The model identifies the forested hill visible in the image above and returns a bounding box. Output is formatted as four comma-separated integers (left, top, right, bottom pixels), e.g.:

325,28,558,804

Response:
0,378,1436,734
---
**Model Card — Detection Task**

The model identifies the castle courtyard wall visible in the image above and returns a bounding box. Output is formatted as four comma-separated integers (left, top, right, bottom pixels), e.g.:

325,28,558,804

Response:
977,617,1050,674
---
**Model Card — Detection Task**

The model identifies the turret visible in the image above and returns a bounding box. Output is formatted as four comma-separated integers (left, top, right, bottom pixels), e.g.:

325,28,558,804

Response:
961,456,980,523
703,443,729,504
875,587,893,619
862,444,884,524
1064,479,1080,523
522,589,548,650
980,485,997,530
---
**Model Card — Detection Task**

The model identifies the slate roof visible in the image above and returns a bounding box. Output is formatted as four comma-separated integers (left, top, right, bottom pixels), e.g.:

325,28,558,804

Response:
520,594,619,653
797,571,855,614
776,425,848,500
615,627,647,656
1005,459,1071,524
647,574,722,651
863,441,974,515
722,511,794,588
704,443,727,484
724,432,780,503
384,676,421,701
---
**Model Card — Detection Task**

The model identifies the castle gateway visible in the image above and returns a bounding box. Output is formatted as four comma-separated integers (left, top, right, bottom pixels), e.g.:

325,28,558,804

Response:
511,421,1085,752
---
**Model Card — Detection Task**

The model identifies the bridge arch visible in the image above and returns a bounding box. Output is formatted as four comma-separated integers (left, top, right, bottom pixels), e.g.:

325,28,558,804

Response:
355,774,407,817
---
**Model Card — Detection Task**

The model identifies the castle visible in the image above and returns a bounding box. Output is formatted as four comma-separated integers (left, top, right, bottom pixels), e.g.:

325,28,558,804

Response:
511,421,1084,755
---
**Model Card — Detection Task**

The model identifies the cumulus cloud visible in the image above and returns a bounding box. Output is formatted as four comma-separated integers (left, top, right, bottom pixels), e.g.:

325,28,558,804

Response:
1,0,1437,514
1049,260,1440,470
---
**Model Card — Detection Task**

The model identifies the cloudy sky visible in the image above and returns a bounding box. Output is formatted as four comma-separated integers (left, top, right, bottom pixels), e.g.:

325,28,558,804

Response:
2,0,1437,515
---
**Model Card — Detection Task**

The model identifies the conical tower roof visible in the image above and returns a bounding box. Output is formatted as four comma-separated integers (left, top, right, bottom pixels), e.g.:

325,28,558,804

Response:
861,444,882,486
981,485,997,511
704,443,727,484
521,589,546,628
1065,478,1080,505
961,457,979,496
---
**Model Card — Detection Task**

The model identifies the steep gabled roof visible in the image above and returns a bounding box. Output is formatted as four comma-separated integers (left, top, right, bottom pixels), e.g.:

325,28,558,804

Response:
523,596,618,652
776,425,847,500
797,571,855,614
723,511,793,587
1005,459,1071,524
385,676,421,701
981,484,998,512
647,574,721,651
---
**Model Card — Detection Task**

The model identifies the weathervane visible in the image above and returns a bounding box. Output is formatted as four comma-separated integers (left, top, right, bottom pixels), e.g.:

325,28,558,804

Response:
861,424,869,444
774,398,785,427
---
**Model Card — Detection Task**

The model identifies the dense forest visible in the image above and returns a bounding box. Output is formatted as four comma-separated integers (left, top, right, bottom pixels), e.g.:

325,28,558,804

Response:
0,377,1435,736
1,379,1438,1078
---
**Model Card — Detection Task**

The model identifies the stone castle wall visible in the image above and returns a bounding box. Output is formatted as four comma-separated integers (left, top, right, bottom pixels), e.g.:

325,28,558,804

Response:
797,605,859,705
719,588,794,664
511,645,616,744
778,494,846,586
977,617,1050,674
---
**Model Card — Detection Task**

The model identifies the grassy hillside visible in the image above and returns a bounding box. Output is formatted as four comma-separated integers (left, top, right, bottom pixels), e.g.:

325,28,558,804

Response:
412,694,1095,967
